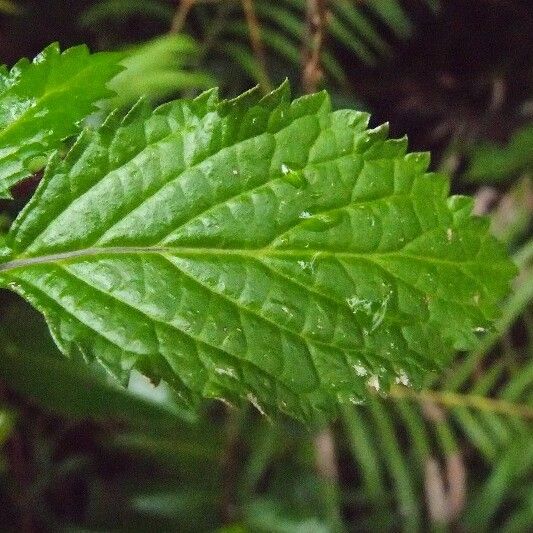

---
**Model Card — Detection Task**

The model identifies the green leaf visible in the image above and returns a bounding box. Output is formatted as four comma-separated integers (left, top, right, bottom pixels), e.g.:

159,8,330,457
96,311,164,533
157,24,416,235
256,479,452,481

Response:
0,43,123,198
107,35,216,107
0,84,515,422
0,297,192,428
0,349,189,430
466,125,533,183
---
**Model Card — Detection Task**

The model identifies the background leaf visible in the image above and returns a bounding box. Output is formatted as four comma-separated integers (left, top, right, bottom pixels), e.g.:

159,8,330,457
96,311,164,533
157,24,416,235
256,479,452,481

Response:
466,125,533,183
107,35,216,107
0,43,123,198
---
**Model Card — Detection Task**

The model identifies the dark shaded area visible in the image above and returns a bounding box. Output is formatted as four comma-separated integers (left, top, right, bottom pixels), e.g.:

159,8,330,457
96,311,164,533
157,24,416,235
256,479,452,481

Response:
353,0,533,169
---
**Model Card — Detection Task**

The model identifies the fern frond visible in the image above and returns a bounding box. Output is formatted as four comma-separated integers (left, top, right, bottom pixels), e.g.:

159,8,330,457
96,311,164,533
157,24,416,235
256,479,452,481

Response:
340,258,532,529
80,0,173,27
180,0,440,93
107,35,215,106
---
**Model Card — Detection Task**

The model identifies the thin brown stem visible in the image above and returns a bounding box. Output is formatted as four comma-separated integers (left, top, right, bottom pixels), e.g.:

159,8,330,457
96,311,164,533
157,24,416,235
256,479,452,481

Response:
241,0,272,93
313,427,344,532
446,452,466,520
301,0,338,516
220,406,241,524
314,427,338,482
302,0,328,94
424,452,466,525
302,5,341,528
170,0,196,34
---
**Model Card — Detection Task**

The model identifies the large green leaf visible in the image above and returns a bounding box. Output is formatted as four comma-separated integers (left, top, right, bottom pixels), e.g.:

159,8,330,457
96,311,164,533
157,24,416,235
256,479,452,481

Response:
0,84,515,421
0,43,123,198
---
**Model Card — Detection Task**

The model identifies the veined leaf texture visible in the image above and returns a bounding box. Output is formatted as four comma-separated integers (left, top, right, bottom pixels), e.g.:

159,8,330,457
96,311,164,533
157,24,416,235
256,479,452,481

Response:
0,83,515,421
0,44,123,198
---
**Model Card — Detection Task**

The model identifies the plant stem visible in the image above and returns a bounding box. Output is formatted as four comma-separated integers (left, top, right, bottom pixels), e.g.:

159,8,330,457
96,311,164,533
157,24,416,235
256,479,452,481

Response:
302,0,328,93
220,406,242,523
313,427,345,532
241,0,273,93
170,0,196,34
300,5,343,528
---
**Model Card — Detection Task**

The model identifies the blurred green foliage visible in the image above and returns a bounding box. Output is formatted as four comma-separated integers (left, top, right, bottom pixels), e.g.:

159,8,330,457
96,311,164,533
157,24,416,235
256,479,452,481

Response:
107,34,215,106
467,125,533,183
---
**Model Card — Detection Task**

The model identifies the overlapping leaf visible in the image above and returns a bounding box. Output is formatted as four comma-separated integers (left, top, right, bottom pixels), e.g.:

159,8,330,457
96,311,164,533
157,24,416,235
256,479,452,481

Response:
107,35,215,107
0,84,515,421
0,43,123,198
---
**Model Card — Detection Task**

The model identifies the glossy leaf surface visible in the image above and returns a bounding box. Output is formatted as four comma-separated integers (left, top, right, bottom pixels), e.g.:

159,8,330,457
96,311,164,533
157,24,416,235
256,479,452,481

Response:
0,84,515,421
0,43,122,198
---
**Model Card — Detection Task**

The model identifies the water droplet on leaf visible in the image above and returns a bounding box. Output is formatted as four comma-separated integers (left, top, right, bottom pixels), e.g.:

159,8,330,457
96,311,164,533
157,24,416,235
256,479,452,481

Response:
367,375,380,391
395,370,410,387
473,326,487,337
305,211,343,232
352,362,368,377
280,163,305,187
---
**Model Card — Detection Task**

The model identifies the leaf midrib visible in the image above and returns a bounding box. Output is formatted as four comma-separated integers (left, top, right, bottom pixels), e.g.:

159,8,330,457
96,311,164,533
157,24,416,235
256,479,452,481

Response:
0,244,509,274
